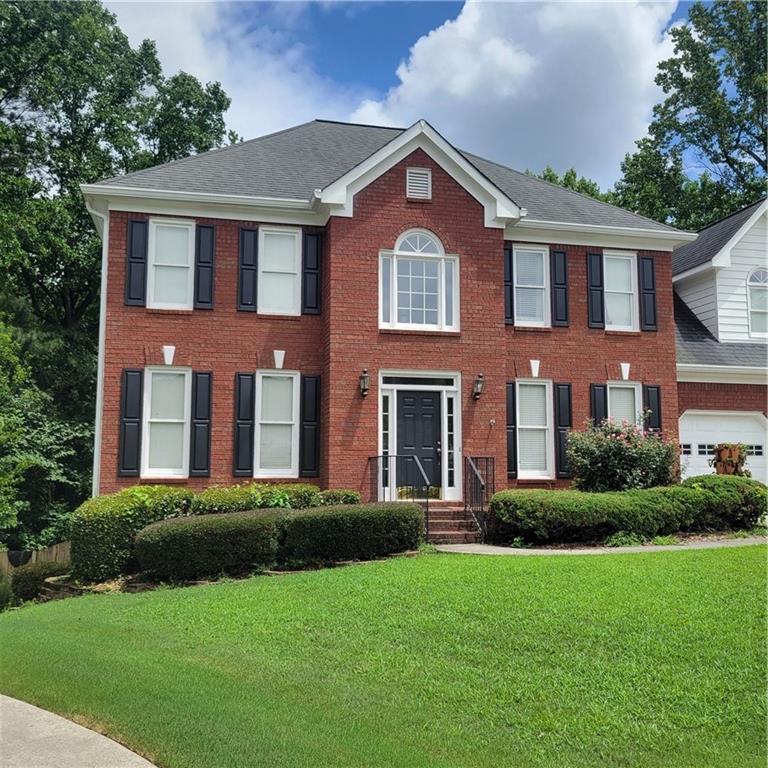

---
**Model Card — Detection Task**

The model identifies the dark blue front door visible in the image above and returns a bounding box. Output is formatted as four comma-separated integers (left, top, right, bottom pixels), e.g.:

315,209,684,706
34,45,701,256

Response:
397,390,441,488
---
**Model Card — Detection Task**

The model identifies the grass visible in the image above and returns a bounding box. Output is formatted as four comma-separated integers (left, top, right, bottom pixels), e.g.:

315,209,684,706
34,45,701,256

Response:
1,547,766,768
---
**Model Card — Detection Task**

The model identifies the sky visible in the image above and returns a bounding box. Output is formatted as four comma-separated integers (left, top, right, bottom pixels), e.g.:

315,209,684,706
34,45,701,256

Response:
108,0,696,188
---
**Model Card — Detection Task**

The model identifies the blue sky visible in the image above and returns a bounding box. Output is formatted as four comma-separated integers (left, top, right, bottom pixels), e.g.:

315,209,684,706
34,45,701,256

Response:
111,1,697,187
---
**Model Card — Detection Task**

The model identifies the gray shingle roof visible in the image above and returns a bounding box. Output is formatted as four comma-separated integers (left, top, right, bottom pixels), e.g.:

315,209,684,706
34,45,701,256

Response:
675,294,768,368
99,119,680,233
672,198,766,276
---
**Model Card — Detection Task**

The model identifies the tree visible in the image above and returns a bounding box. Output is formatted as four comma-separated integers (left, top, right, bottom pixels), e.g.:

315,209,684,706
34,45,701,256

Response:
615,1,766,228
527,165,610,202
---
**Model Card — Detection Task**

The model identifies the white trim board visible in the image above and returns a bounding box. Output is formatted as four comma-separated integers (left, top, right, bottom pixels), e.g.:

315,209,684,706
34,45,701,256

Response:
677,363,768,385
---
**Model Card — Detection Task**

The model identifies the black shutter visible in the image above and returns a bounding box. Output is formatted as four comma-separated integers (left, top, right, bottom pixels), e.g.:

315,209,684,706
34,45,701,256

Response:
233,373,255,476
194,225,215,309
643,385,662,432
587,252,605,328
638,255,658,331
550,250,569,326
299,375,320,477
118,369,143,476
590,384,608,424
506,382,517,478
125,220,148,306
238,228,258,311
190,372,212,476
504,246,514,324
554,383,572,478
302,233,322,315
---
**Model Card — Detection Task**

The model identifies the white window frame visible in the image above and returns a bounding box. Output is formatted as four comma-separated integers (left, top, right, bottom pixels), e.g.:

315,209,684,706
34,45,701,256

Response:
406,167,432,200
603,250,638,332
515,378,554,480
140,367,192,479
254,370,300,478
747,268,768,338
606,381,642,424
379,229,460,332
146,218,195,310
513,244,550,327
257,226,302,317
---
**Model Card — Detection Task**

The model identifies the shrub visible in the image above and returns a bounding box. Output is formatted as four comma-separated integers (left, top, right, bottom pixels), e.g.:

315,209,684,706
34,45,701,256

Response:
135,510,282,581
267,483,321,509
318,489,361,506
11,561,68,602
489,475,767,545
0,575,13,611
279,503,423,567
70,486,193,582
567,419,678,492
189,483,321,515
605,531,646,547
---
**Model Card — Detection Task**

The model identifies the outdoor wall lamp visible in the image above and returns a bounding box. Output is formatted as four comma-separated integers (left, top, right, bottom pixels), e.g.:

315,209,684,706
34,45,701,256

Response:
472,374,485,400
359,369,370,397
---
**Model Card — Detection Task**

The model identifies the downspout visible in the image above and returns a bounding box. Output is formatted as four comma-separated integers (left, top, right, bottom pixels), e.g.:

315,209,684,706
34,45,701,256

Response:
84,198,109,496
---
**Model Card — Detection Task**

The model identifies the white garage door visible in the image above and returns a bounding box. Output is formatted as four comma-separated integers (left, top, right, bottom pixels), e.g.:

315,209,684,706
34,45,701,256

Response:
679,411,767,483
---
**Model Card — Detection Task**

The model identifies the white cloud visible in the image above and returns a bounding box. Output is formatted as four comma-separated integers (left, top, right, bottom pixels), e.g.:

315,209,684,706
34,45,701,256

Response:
352,0,678,187
107,1,364,140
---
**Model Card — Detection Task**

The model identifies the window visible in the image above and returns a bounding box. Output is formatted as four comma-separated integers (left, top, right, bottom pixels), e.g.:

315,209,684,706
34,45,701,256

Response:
255,371,299,477
607,382,641,424
746,444,764,456
516,380,553,479
697,444,715,456
147,220,195,309
258,227,301,316
604,251,638,331
380,230,459,331
141,368,191,478
680,443,692,456
747,268,768,337
514,246,549,326
406,167,432,199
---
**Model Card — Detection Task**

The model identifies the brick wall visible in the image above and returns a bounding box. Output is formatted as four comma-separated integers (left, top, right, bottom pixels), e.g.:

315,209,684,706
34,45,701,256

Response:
678,382,768,416
98,148,680,497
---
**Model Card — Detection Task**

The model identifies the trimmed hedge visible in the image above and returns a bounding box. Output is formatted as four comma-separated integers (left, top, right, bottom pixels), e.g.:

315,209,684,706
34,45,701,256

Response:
318,489,361,506
189,483,321,515
135,510,282,581
70,486,194,582
11,561,69,603
489,475,767,545
279,502,423,567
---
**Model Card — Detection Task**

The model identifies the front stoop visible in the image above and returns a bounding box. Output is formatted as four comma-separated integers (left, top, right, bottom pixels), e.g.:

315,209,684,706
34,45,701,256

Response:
426,504,482,544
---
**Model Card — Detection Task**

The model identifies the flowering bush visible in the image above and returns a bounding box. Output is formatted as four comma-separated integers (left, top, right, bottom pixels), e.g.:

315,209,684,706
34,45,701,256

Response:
566,418,678,492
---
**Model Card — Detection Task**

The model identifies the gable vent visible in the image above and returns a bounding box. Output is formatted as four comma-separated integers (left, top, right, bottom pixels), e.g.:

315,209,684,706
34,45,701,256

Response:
406,167,432,200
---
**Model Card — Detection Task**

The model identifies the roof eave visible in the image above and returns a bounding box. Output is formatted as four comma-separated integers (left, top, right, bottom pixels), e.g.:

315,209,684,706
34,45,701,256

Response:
677,362,767,385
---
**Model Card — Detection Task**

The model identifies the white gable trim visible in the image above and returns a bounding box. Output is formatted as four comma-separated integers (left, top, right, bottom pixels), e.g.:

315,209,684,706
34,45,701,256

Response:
317,120,525,229
677,363,767,385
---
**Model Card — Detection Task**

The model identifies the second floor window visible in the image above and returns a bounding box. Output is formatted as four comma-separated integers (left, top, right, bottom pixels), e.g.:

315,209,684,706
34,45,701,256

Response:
604,252,638,331
147,220,195,310
380,229,459,332
748,268,768,337
258,227,302,316
514,246,549,326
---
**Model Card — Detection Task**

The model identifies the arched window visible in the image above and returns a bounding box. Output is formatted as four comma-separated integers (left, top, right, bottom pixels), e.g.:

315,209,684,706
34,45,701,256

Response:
379,229,459,331
747,268,768,337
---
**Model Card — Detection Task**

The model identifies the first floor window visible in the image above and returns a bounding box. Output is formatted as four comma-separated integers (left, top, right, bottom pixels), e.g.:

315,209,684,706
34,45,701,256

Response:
514,246,549,326
255,371,299,477
258,227,301,315
604,251,638,331
607,382,641,424
748,268,768,336
147,219,195,309
516,380,553,479
380,229,459,331
142,368,191,477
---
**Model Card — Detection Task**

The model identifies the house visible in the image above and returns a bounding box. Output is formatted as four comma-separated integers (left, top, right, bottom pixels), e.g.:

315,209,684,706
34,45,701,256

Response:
81,118,696,530
674,198,768,482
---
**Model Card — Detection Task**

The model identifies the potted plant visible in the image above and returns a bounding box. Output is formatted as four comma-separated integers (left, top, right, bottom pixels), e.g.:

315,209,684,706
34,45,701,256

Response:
710,443,749,476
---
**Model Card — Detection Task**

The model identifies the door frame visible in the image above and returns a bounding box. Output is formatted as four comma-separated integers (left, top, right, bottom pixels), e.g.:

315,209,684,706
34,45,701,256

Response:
378,369,462,502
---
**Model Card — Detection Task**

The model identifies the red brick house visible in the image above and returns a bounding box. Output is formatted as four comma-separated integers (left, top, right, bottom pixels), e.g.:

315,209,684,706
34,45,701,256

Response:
82,119,697,513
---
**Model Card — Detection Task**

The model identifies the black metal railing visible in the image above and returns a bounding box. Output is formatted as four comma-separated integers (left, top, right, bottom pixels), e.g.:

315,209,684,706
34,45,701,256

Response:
464,456,495,542
368,454,432,537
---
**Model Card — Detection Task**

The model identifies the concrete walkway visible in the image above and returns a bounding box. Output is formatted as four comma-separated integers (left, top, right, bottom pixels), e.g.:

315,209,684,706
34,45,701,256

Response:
0,695,156,768
436,536,766,556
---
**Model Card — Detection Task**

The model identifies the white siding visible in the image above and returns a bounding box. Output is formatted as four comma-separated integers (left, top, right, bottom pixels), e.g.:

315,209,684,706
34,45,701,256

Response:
717,211,768,342
676,270,719,338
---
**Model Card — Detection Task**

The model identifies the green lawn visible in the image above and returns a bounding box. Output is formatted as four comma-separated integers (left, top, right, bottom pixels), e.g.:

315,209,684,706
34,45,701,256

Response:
1,548,766,768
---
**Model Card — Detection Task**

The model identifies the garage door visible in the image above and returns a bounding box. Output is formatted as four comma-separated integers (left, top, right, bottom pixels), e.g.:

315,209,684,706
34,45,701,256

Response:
679,411,767,483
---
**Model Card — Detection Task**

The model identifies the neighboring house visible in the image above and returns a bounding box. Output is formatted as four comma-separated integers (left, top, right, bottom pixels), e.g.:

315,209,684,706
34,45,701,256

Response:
673,198,768,482
82,118,695,513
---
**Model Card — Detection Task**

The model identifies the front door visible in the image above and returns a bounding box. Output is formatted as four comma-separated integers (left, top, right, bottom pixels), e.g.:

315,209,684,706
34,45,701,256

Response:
397,390,442,491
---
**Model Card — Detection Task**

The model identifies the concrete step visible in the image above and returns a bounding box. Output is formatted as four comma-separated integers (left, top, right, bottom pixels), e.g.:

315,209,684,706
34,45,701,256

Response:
428,530,482,544
425,518,478,531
